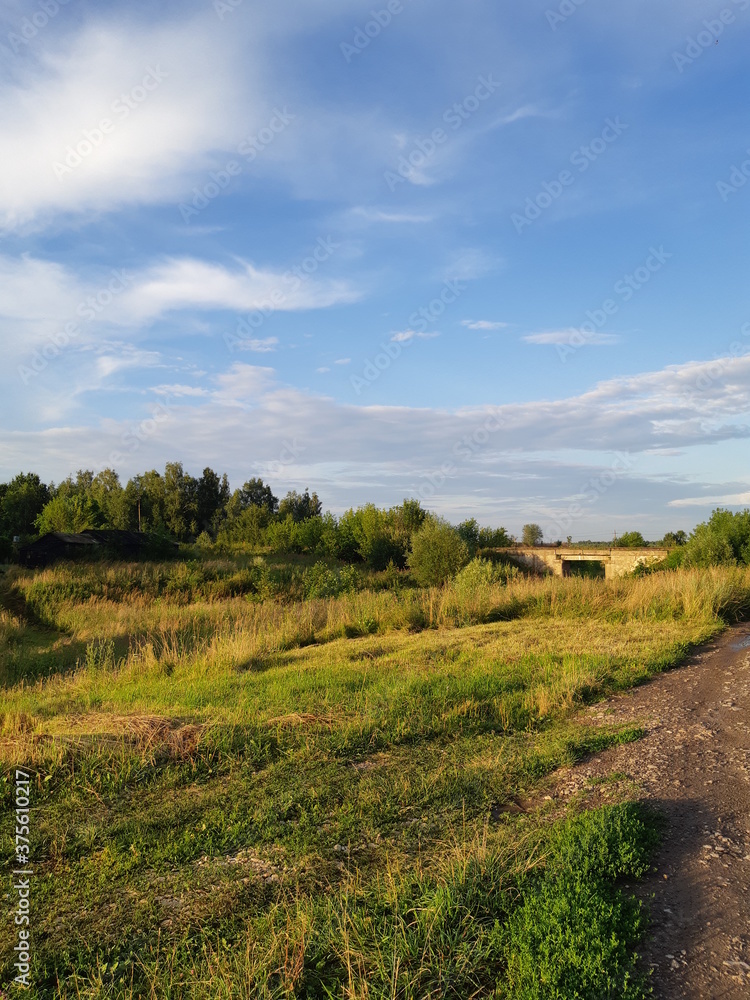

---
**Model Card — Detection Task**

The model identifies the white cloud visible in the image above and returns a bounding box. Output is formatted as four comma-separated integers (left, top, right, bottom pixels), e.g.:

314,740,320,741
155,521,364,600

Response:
152,384,210,398
0,16,264,229
5,354,750,528
669,492,750,508
462,320,509,331
117,258,361,324
390,330,440,343
316,367,331,373
0,254,361,366
523,329,620,346
350,208,435,224
233,338,279,353
334,358,351,365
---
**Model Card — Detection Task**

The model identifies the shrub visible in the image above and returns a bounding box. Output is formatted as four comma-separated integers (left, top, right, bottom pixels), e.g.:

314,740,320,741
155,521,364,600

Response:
408,518,470,586
683,508,750,567
615,531,646,548
303,562,360,599
337,505,409,569
454,556,498,592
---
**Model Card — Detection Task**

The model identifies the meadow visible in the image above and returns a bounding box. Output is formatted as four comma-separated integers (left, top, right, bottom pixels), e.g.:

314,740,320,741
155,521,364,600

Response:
2,555,749,999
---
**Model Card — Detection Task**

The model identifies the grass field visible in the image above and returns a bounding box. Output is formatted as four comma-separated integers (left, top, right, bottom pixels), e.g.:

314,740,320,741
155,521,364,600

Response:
1,560,749,998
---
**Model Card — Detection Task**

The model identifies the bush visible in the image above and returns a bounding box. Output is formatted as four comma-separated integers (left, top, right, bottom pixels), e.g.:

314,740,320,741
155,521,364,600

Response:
614,531,646,548
683,508,750,567
336,505,409,569
454,557,498,591
408,518,470,586
303,562,360,599
478,525,512,548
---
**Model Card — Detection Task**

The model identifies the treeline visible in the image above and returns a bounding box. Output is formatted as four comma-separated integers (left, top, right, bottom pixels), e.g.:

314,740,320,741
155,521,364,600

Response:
0,466,511,569
2,467,749,572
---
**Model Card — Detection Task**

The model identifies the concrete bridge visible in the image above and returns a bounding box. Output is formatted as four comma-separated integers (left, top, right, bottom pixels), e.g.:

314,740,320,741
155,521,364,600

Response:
507,546,671,580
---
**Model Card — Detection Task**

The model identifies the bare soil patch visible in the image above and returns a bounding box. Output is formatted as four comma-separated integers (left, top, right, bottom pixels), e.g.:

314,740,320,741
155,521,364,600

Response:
546,626,750,999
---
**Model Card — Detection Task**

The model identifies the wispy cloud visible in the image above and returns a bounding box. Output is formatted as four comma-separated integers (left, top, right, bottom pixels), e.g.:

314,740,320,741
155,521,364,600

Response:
7,354,750,502
442,249,504,282
350,207,435,224
523,329,620,346
669,492,750,508
0,16,260,230
462,320,509,331
390,330,440,343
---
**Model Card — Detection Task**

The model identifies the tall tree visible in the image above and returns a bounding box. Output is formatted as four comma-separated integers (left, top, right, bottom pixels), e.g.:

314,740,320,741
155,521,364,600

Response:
196,468,230,533
278,489,321,523
239,478,278,514
522,523,544,547
163,462,198,540
91,469,126,529
0,473,51,538
124,471,167,533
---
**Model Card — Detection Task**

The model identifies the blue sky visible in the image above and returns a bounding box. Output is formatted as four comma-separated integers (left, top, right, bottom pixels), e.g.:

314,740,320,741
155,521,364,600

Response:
1,0,749,539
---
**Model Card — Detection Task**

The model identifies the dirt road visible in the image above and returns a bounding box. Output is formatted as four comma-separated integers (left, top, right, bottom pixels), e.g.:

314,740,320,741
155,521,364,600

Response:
552,626,750,999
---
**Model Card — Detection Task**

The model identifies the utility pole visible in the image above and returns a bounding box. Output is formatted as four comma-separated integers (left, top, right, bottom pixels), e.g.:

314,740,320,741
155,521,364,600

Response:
138,498,142,533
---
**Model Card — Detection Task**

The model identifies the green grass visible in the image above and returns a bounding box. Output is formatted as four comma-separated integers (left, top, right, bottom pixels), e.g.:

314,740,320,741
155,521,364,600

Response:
1,561,747,997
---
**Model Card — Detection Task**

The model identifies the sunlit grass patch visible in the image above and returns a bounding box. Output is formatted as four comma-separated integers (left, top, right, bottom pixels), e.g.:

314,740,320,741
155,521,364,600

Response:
0,563,744,996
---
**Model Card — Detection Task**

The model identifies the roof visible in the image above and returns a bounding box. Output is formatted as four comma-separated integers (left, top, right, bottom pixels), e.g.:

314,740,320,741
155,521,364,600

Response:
30,532,100,547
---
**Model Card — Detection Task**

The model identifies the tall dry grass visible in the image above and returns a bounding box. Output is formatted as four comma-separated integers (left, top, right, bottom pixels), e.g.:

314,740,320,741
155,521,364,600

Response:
6,564,750,678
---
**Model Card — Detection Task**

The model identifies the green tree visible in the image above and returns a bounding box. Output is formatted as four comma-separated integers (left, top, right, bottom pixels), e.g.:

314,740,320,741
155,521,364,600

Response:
457,518,480,555
477,525,512,548
0,473,51,538
614,531,646,548
91,469,127,528
683,508,750,567
196,468,230,534
239,478,278,514
123,471,167,533
392,498,427,535
163,463,198,540
278,489,322,523
662,530,687,547
522,524,543,547
336,505,408,569
217,504,272,547
35,494,104,534
408,518,470,586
